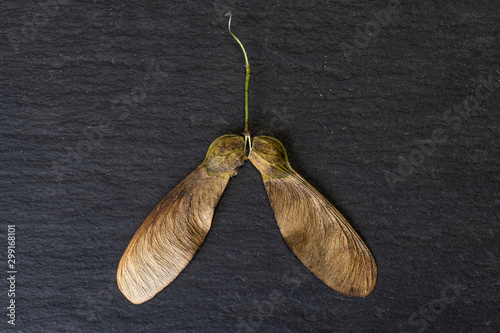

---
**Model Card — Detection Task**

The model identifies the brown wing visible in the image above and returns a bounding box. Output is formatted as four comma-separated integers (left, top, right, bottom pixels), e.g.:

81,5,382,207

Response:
248,136,377,297
117,135,245,304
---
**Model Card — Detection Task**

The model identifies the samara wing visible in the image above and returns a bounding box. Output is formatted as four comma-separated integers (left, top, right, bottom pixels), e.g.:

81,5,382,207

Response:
248,136,377,297
117,134,245,304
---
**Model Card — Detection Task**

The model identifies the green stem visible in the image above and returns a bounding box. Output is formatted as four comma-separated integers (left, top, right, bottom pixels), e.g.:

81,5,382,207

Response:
226,12,252,148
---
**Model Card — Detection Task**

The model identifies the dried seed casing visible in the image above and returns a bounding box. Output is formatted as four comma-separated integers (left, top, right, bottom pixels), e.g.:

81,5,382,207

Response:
248,136,377,297
117,134,245,304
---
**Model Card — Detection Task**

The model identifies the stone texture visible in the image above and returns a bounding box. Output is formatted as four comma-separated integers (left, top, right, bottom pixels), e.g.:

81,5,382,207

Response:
1,0,499,332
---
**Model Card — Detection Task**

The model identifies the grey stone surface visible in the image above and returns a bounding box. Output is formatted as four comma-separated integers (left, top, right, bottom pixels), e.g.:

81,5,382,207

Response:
1,0,499,332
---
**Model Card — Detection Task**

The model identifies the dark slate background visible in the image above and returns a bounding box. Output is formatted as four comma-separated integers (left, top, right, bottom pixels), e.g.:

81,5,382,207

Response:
1,0,499,332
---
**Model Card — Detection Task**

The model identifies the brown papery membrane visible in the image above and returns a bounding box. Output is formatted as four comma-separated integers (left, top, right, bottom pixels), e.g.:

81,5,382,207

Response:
248,136,377,297
117,134,246,304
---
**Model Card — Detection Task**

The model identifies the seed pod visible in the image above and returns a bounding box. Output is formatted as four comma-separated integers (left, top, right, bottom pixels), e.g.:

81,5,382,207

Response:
248,136,377,297
117,134,246,304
